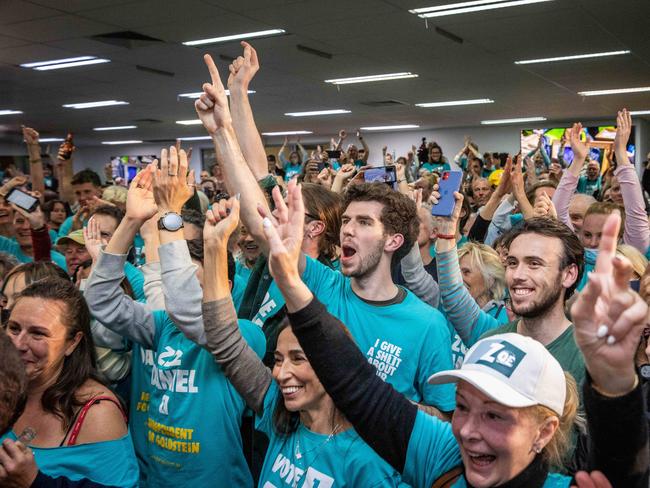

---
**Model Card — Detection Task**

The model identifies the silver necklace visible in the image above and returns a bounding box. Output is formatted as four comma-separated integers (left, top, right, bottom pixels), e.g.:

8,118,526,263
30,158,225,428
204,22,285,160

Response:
292,422,341,487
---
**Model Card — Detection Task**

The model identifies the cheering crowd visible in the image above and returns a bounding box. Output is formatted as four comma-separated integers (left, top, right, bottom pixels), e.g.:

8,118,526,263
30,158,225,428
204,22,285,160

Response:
0,41,649,488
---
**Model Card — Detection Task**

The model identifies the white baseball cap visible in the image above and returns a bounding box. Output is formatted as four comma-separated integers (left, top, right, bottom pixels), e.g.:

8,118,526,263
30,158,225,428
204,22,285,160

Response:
428,333,566,415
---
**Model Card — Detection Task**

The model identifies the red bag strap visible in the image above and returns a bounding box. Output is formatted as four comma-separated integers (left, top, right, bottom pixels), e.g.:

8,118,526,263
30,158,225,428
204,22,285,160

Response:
66,395,126,446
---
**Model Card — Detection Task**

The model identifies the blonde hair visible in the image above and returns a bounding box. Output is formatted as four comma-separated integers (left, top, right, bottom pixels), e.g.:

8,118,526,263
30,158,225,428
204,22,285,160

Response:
525,372,582,468
616,243,648,279
102,185,128,206
457,242,506,303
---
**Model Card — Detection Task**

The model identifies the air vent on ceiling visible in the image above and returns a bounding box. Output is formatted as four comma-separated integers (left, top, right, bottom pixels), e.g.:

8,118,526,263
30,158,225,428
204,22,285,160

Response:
91,31,164,49
143,138,176,143
136,65,175,77
360,100,408,107
435,27,463,44
133,118,164,124
296,44,333,59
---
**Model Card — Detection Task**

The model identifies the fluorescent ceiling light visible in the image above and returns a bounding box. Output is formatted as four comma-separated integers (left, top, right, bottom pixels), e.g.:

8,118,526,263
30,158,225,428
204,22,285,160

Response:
183,29,285,46
177,136,212,141
93,125,137,131
39,138,64,142
481,116,547,125
176,119,203,125
411,0,554,18
178,90,255,98
360,124,420,131
21,56,95,68
35,58,110,71
63,100,129,109
0,110,23,115
261,130,313,136
325,72,418,85
101,140,143,145
515,50,630,65
577,86,650,96
416,98,494,108
630,110,650,116
285,109,351,117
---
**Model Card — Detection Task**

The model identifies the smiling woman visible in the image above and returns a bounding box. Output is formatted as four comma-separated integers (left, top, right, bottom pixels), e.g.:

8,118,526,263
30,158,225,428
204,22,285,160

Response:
1,278,138,487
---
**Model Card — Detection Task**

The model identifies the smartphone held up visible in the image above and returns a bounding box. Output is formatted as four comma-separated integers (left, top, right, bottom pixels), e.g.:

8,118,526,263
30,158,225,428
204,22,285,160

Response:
431,171,462,218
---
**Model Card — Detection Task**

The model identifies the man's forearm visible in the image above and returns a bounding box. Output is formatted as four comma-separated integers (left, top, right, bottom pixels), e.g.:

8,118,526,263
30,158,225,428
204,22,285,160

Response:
27,144,45,199
106,216,141,255
229,88,269,180
212,126,270,248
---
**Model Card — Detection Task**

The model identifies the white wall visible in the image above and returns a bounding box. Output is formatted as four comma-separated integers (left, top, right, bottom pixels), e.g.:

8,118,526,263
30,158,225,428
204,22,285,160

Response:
1,118,647,181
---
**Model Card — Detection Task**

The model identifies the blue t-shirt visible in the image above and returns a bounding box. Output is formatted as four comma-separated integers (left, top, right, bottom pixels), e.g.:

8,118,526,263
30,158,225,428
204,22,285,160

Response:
130,342,154,488
0,235,67,270
257,382,405,487
1,430,139,487
144,310,265,487
302,257,456,410
57,215,75,241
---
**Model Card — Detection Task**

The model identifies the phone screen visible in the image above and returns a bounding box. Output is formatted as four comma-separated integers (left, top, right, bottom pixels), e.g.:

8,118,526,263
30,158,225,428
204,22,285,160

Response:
6,189,38,212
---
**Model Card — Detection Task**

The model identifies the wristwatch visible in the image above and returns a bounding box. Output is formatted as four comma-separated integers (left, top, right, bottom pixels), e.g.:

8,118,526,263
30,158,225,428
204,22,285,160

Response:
640,364,650,382
157,212,184,232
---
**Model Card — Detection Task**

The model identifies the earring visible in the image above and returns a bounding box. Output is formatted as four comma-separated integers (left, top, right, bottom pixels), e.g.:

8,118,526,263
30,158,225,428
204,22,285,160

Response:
534,445,542,454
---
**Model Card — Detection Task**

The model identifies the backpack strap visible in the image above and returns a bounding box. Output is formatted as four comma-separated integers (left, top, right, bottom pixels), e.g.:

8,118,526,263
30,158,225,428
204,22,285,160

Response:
431,466,464,488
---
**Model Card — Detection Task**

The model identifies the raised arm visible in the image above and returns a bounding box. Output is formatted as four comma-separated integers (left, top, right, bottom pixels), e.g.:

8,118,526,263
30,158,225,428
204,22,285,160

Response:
510,155,535,219
55,142,75,205
613,109,650,253
260,181,419,472
571,212,649,487
435,194,499,345
202,196,272,415
358,130,369,163
150,146,207,344
22,127,45,201
227,41,270,181
84,166,159,348
552,124,587,230
195,53,271,254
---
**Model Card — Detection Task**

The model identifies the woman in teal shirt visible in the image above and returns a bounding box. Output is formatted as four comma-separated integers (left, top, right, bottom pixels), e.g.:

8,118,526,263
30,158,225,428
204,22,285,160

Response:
1,278,138,487
198,198,405,487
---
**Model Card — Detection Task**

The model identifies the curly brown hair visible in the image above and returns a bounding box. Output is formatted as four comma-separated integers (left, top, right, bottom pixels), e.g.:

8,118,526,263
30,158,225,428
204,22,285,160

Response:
343,183,418,265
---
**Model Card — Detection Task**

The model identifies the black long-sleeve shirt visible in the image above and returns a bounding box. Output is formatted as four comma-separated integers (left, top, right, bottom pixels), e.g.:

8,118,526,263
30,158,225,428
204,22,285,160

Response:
288,297,649,487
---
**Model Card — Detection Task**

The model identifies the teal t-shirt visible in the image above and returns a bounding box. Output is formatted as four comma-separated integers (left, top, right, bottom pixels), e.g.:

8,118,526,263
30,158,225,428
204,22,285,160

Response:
144,310,265,487
257,382,405,487
302,257,456,410
283,163,302,181
129,342,154,488
0,235,67,270
577,176,601,196
124,261,145,301
420,162,451,173
1,430,139,487
445,302,509,369
58,215,75,241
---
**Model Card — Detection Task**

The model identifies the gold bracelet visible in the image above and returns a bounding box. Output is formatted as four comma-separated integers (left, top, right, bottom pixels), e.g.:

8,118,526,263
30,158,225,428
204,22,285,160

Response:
30,158,42,164
591,375,639,398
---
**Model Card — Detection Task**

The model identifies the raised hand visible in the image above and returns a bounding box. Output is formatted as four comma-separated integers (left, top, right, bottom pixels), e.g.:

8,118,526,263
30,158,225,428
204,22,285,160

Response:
614,108,632,153
195,54,232,135
495,155,513,197
227,41,259,91
567,123,588,163
532,191,557,219
316,167,333,189
152,146,194,216
259,179,304,287
338,129,347,140
21,126,39,146
204,195,240,247
126,163,158,222
83,216,107,263
571,211,647,395
434,192,463,239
